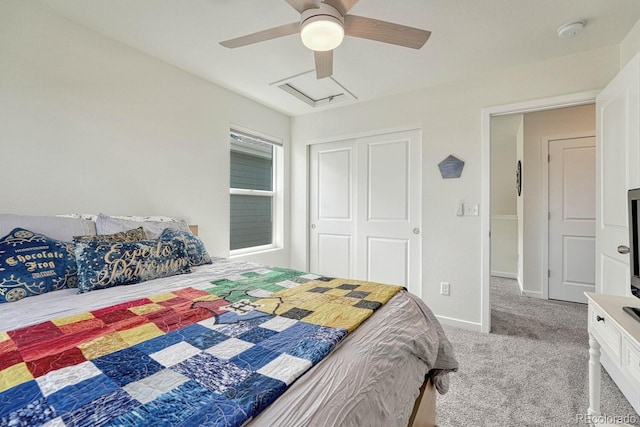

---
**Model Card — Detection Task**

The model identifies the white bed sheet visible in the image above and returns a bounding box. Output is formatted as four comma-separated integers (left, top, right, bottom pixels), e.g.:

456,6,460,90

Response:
0,259,456,427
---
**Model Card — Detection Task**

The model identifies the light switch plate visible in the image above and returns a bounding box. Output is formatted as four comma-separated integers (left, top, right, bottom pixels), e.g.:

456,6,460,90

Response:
464,204,479,216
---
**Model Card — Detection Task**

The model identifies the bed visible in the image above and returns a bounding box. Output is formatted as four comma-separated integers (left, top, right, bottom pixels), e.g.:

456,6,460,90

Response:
0,214,458,427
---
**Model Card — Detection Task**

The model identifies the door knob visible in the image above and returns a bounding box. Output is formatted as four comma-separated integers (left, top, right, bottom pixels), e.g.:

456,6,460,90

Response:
311,224,316,229
618,245,630,254
413,228,420,235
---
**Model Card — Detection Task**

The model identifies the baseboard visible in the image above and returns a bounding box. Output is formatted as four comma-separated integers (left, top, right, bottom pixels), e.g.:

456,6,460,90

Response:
436,315,482,332
491,271,517,279
520,290,543,299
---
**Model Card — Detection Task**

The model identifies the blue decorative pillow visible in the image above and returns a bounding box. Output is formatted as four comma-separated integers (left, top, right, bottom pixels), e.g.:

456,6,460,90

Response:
0,228,77,303
159,228,212,266
75,239,192,293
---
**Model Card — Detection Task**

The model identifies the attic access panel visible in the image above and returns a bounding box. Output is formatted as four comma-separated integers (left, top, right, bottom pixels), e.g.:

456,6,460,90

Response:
270,70,357,108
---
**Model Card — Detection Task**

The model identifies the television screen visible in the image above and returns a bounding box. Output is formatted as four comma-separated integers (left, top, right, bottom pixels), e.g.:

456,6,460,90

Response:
629,189,640,297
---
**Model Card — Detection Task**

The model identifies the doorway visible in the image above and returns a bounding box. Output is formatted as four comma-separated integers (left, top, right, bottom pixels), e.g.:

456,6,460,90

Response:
482,91,599,333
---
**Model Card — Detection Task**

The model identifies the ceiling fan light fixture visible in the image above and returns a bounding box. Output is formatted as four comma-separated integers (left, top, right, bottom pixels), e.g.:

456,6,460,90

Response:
301,16,344,51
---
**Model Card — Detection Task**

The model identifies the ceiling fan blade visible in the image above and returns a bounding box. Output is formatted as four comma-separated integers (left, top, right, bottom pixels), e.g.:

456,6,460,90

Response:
344,15,431,49
323,0,359,15
220,22,300,48
315,50,333,79
285,0,320,13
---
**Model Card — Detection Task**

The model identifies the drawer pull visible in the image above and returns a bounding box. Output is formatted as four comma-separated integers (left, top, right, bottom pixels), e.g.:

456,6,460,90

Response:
597,315,605,322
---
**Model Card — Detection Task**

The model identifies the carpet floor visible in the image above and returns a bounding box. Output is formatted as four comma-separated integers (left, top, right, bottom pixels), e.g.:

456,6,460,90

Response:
435,277,640,427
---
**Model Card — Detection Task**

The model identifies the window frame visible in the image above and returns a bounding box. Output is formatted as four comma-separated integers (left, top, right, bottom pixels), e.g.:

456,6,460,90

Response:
229,126,283,256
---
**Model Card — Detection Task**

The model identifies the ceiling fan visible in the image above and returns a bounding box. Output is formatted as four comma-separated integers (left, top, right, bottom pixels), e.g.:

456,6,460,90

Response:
220,0,431,79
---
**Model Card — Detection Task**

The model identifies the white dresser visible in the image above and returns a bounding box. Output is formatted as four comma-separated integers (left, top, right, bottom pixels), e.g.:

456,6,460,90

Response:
586,292,640,419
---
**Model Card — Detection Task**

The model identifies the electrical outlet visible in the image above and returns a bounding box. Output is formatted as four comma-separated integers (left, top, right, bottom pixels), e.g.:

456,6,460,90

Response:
440,282,450,296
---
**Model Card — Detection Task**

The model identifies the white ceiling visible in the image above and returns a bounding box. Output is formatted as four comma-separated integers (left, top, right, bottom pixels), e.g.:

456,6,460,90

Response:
42,0,640,117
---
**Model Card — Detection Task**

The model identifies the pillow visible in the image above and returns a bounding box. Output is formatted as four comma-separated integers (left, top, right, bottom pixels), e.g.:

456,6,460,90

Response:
95,213,190,239
0,214,96,243
56,213,98,221
73,227,147,243
0,228,77,303
75,239,192,293
159,228,212,266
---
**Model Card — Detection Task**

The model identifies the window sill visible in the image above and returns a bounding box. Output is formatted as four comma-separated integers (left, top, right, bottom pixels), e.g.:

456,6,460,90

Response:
229,245,282,258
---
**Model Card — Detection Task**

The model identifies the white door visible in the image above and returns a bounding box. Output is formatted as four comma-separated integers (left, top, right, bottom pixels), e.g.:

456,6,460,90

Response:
548,136,596,303
309,129,422,298
596,53,640,297
309,140,357,279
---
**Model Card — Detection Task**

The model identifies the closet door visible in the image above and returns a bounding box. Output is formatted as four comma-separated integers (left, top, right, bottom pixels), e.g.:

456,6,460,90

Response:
309,140,357,279
309,129,422,298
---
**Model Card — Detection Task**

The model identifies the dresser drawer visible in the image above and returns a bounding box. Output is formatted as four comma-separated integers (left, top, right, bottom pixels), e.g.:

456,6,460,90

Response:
622,337,640,389
589,304,621,360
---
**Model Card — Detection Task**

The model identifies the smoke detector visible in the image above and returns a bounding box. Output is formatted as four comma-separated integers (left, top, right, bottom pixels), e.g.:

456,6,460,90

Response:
557,21,585,39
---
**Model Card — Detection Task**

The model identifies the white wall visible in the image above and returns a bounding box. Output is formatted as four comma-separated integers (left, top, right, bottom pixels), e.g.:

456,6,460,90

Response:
516,118,525,289
0,1,291,266
521,104,596,297
490,116,520,278
621,18,640,69
291,47,618,329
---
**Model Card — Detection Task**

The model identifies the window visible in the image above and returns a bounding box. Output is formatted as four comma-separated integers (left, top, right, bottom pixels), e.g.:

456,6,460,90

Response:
229,129,282,253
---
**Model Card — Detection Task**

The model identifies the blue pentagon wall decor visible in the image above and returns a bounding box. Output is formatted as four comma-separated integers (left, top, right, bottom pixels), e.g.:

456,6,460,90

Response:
438,155,465,179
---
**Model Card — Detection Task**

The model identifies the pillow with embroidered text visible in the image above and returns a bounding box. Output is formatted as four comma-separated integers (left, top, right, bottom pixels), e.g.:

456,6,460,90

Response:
75,239,192,293
159,228,212,266
73,227,146,243
0,228,77,303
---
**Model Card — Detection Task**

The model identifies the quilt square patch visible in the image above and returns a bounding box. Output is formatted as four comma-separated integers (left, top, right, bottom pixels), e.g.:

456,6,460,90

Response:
279,307,314,320
8,321,63,349
237,326,279,344
229,345,281,371
0,380,42,418
92,347,163,387
345,290,371,299
259,316,298,332
205,317,269,338
0,363,33,393
133,331,185,356
123,369,189,404
180,390,247,427
223,373,286,416
36,360,102,397
0,349,22,371
205,337,253,360
27,346,87,378
184,328,229,351
354,299,382,310
308,286,332,293
257,353,312,385
337,284,359,290
259,322,321,353
47,374,119,414
78,332,129,360
172,353,251,394
60,388,138,426
0,394,56,426
150,341,201,367
113,381,213,426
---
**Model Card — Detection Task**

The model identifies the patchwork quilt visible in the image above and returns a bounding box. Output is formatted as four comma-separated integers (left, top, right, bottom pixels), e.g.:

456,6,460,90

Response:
0,267,403,426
